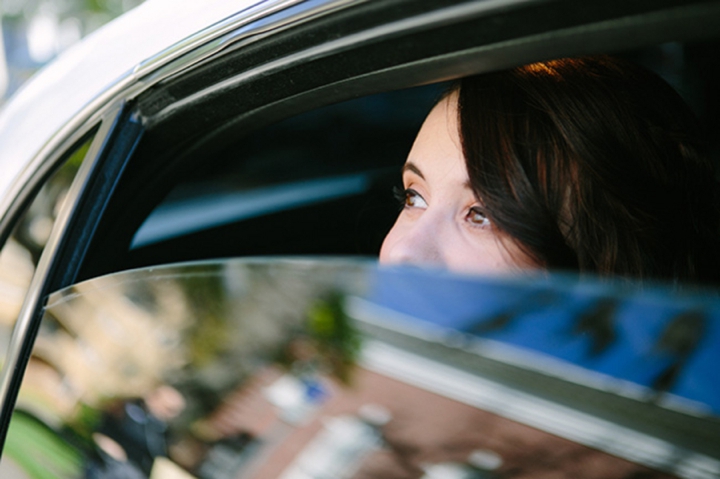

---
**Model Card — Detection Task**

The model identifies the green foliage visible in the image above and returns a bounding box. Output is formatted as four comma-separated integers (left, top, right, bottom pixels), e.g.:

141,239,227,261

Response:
67,401,101,442
307,292,362,384
4,411,83,479
51,133,92,187
177,274,230,367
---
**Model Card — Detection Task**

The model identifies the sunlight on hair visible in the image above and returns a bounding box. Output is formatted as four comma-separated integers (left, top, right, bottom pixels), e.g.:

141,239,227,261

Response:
525,61,559,75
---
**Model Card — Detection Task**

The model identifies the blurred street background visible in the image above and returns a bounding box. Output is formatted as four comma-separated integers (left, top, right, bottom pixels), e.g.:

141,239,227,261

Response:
0,0,145,104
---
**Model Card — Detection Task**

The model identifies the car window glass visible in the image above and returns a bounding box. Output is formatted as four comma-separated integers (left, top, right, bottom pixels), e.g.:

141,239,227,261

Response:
2,258,718,478
122,86,444,272
0,134,94,372
101,41,720,279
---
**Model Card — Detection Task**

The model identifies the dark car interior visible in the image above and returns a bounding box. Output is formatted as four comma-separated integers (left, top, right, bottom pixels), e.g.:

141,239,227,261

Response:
124,85,442,266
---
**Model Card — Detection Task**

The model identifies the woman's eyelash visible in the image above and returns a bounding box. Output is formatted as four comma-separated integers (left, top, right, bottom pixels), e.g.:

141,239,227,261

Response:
393,186,421,209
392,186,406,207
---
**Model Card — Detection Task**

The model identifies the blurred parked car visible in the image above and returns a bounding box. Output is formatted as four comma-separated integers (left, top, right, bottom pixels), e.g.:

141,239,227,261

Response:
0,0,718,478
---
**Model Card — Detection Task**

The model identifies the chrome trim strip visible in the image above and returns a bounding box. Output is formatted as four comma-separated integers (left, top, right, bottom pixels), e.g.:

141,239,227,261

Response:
350,297,710,417
0,0,356,228
134,0,362,83
148,0,541,121
151,0,717,124
0,103,123,414
132,0,306,76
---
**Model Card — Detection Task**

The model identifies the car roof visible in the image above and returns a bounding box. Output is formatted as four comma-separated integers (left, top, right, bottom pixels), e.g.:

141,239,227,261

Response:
0,0,264,213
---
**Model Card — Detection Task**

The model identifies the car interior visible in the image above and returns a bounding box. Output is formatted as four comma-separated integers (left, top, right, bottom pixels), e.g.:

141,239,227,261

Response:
123,85,442,268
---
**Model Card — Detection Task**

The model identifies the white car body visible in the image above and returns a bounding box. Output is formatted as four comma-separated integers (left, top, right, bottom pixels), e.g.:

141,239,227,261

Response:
0,0,292,216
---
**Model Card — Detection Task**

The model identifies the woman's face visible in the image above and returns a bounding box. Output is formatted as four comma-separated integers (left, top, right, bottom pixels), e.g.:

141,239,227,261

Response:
379,93,527,274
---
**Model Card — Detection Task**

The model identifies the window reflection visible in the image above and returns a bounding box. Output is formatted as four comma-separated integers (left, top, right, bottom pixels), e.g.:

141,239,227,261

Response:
0,134,91,373
3,259,718,479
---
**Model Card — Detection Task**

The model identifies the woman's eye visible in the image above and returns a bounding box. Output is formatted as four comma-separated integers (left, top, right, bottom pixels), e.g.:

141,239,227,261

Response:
393,187,428,209
467,206,489,226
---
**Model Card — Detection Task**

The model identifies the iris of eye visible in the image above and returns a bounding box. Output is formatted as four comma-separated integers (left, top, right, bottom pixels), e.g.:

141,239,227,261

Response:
468,207,488,225
399,188,425,208
393,187,487,224
393,187,425,209
407,192,424,207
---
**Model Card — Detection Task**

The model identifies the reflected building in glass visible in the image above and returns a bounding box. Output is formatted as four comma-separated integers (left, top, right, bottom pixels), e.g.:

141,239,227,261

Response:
2,259,718,479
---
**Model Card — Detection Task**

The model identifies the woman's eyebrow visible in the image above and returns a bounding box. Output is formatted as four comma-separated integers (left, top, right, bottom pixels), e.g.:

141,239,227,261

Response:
402,161,424,179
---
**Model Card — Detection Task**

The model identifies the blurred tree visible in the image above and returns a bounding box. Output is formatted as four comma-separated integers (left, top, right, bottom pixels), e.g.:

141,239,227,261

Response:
306,291,362,384
1,0,144,100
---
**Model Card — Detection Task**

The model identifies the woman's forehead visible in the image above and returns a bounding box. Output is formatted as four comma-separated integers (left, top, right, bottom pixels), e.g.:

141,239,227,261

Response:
404,94,467,186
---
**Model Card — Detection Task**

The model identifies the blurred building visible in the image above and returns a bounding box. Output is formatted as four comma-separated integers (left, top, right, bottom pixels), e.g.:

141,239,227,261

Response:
0,0,144,102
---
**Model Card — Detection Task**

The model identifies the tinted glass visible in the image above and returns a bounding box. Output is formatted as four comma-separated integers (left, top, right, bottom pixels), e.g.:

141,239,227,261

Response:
0,134,93,372
2,258,718,479
121,86,443,272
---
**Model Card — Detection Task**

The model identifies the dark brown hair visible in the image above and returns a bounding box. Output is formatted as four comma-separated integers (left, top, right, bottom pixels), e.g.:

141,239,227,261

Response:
456,56,720,283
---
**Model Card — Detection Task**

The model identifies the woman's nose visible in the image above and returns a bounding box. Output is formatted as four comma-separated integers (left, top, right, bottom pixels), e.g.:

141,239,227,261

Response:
380,213,445,268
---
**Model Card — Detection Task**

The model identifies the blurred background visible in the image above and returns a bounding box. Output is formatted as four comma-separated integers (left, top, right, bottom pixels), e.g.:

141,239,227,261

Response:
0,0,145,103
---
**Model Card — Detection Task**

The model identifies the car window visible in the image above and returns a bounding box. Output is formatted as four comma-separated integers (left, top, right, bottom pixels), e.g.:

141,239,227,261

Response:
96,85,444,277
2,258,718,479
79,37,720,282
133,87,439,247
0,133,95,371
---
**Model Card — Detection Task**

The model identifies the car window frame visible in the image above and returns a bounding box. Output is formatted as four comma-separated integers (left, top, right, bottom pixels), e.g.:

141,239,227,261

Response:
0,0,369,447
79,0,720,280
0,0,363,450
0,105,123,447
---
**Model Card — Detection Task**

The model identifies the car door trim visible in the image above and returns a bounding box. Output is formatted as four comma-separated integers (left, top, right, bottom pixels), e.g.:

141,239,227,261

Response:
0,0,355,242
145,0,720,128
0,103,123,445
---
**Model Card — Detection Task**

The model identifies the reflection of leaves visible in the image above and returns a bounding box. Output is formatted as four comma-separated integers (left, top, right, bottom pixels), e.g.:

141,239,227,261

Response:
66,402,101,445
571,298,618,358
178,274,229,367
52,136,88,186
13,137,89,264
656,310,705,356
470,312,515,335
306,292,362,384
76,402,101,431
468,290,558,336
309,302,337,338
651,310,705,394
